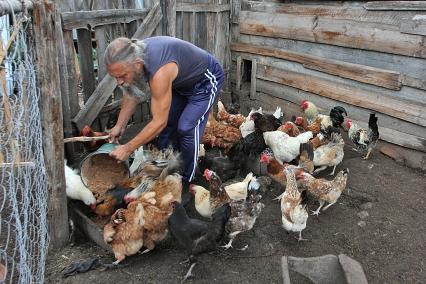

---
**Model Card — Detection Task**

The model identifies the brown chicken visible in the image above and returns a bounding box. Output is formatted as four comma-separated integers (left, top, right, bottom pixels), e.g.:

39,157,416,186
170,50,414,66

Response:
309,133,327,149
203,169,231,211
298,143,314,174
81,125,108,151
202,112,241,152
95,186,132,217
217,100,245,128
297,169,349,216
103,192,156,265
295,116,321,136
277,121,300,137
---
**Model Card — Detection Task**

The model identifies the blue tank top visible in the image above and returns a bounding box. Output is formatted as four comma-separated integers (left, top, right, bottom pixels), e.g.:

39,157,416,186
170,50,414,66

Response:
142,36,209,92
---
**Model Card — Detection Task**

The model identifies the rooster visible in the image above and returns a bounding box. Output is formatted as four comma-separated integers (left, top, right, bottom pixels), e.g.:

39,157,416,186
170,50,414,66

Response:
263,131,313,164
300,100,319,124
80,125,109,151
281,166,309,241
64,161,96,210
217,100,245,128
298,169,349,216
346,113,379,160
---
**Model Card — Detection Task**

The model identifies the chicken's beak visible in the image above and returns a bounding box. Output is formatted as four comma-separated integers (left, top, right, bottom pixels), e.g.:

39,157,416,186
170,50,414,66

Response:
124,195,133,204
203,169,212,180
90,204,97,212
260,154,268,164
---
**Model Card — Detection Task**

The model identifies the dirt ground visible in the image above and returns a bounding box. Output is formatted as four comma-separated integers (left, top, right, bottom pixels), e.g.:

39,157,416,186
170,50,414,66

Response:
45,142,426,284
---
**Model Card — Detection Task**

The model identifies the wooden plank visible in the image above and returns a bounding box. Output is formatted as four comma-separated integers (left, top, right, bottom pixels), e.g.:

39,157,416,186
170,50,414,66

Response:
256,64,426,126
61,9,149,30
253,79,426,152
33,1,69,249
73,2,162,131
176,3,230,13
400,15,426,36
236,56,242,90
163,0,176,37
76,29,96,102
190,11,196,44
250,58,257,100
236,34,426,92
231,42,402,90
231,0,241,24
92,1,111,81
364,1,426,11
239,11,426,59
0,0,33,17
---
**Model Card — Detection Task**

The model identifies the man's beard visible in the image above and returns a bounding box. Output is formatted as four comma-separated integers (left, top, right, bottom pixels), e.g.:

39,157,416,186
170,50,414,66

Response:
120,69,150,102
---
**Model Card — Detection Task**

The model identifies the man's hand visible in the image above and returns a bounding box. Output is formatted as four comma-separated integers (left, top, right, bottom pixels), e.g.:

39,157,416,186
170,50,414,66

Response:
109,125,125,143
109,144,133,162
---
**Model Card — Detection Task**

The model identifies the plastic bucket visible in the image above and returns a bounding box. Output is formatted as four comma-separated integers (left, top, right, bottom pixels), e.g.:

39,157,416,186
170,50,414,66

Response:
80,143,130,187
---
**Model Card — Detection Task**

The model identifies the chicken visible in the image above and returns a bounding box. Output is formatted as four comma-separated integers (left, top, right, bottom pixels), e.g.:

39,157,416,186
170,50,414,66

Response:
64,161,96,210
217,100,245,128
298,143,314,174
94,186,131,217
263,131,313,164
190,173,260,218
260,149,287,188
197,147,237,182
80,125,108,151
329,106,348,128
170,202,231,282
313,132,345,175
300,100,319,124
346,113,379,160
251,111,282,133
281,166,309,241
239,107,262,138
103,192,155,265
228,130,267,164
202,112,241,152
204,169,264,250
309,133,326,150
295,116,321,136
277,121,300,137
298,169,349,216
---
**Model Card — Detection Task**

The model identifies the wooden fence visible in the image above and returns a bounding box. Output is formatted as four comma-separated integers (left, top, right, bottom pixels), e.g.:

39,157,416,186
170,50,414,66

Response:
230,0,426,155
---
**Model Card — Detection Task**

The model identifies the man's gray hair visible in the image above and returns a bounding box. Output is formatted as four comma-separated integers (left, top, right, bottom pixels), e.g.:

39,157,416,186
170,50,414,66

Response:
104,37,146,66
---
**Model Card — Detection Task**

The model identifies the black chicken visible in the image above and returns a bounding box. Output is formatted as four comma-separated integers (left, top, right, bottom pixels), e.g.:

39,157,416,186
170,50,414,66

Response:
228,131,267,163
329,106,347,127
169,201,231,282
197,147,237,182
251,112,282,133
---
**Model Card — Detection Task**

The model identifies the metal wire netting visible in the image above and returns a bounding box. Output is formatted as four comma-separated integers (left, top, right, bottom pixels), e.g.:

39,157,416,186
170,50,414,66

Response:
0,12,49,284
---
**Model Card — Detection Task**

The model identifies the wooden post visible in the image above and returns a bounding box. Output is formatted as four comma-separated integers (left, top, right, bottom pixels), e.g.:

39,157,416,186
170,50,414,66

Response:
163,0,176,37
33,0,69,250
93,1,112,81
250,58,257,100
236,55,242,90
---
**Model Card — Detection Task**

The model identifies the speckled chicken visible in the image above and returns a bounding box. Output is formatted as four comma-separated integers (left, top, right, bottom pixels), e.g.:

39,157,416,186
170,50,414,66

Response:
217,100,245,128
346,113,379,160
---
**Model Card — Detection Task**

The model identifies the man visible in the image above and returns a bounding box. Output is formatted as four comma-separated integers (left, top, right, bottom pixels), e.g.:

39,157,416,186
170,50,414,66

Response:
105,36,224,202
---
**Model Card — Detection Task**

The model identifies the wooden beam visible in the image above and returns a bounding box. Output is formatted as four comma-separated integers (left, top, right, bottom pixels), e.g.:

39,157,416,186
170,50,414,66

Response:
256,64,426,126
33,1,69,250
61,9,149,30
163,0,176,37
239,11,426,59
73,2,162,131
364,1,426,10
176,3,230,13
400,15,426,36
0,0,32,17
231,42,402,90
236,56,242,91
250,59,257,100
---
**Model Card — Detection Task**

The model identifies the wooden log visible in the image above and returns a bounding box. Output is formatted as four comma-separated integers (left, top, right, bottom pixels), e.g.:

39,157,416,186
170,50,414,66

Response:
400,15,426,36
33,1,69,249
364,1,426,11
256,64,426,126
0,0,32,17
231,42,402,90
176,3,230,13
61,9,149,30
250,58,257,100
235,34,426,91
73,2,162,131
239,11,426,59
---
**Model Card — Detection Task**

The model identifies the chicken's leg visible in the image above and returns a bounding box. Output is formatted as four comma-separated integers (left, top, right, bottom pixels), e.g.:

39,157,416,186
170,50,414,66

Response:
321,201,336,212
312,200,325,216
329,165,337,176
139,249,151,255
363,148,372,160
297,231,307,242
181,262,197,283
313,166,327,175
221,238,234,250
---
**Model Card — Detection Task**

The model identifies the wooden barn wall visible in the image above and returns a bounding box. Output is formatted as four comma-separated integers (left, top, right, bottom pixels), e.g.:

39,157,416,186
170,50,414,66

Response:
230,0,426,153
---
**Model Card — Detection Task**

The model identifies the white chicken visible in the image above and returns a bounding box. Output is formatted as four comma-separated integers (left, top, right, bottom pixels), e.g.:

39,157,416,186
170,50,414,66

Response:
263,131,313,164
64,161,96,210
313,132,345,175
190,172,260,218
239,107,262,138
281,166,308,241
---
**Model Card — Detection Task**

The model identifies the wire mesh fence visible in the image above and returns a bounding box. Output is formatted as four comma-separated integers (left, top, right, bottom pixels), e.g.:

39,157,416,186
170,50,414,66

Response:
0,11,49,284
